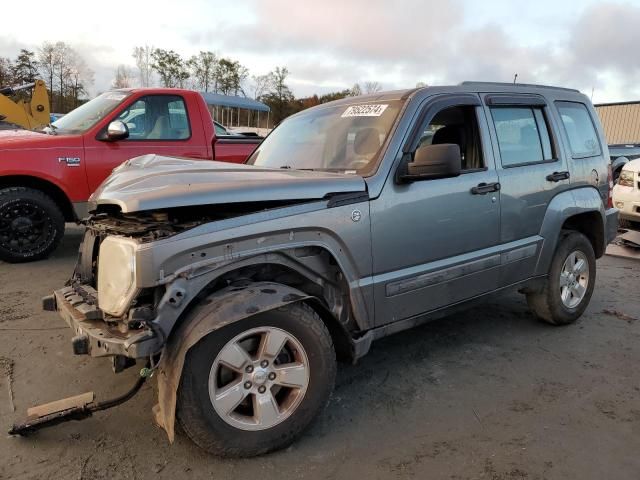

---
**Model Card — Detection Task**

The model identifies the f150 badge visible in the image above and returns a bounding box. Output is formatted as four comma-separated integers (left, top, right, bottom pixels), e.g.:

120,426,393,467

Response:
58,157,81,167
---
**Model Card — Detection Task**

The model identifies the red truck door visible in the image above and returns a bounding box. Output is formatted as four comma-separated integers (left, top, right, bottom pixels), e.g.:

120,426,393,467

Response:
83,94,210,192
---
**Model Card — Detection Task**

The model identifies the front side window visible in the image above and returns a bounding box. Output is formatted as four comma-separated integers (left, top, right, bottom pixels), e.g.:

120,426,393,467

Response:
116,95,190,140
490,107,554,167
247,100,404,174
556,101,601,158
417,105,485,171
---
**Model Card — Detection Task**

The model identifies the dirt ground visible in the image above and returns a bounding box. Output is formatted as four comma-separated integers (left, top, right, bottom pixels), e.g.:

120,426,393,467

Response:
1,225,639,480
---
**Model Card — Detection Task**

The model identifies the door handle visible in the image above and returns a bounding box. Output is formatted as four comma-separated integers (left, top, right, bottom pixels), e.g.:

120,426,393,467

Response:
546,171,570,182
471,182,501,195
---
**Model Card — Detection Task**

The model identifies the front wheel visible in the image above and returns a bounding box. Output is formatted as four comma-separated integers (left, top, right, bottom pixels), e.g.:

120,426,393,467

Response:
526,231,596,325
176,302,336,457
0,187,65,263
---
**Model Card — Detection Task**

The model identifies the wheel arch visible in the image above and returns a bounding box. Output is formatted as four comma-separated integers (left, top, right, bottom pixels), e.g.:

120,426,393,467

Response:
0,175,76,221
535,187,606,276
154,280,353,444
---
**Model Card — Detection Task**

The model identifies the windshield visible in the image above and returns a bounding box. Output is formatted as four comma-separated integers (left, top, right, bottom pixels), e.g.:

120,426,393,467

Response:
51,91,131,133
247,100,404,174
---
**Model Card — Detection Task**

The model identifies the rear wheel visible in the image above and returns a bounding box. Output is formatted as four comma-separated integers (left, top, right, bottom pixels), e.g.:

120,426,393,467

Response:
177,302,336,457
526,231,596,325
0,187,65,263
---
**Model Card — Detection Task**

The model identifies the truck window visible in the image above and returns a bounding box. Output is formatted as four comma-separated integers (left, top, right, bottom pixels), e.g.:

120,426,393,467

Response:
490,107,554,167
116,95,191,141
417,106,484,171
555,101,601,158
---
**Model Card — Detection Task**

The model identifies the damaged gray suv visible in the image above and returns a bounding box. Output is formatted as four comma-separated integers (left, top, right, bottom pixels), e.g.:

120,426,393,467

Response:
13,82,618,457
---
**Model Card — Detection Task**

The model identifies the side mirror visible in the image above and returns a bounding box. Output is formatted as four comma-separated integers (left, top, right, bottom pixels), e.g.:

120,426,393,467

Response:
399,143,461,182
105,120,129,141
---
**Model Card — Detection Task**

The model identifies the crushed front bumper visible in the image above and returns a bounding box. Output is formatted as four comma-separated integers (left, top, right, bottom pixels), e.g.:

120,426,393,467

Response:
43,284,159,359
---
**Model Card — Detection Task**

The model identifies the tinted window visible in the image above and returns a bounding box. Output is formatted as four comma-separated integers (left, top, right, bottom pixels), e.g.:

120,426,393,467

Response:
116,95,190,140
490,107,554,167
556,101,601,158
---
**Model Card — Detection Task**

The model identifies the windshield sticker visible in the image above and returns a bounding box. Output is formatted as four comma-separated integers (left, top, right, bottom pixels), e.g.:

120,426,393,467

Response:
341,104,388,118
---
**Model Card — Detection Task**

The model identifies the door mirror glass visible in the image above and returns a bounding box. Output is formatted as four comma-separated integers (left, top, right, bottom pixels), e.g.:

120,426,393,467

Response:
106,120,129,141
400,143,461,182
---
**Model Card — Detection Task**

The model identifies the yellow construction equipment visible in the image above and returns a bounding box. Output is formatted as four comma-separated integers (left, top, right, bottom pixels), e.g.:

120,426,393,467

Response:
0,79,51,129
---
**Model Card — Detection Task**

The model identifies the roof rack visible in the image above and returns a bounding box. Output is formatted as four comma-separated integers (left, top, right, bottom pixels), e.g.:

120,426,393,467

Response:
460,81,580,93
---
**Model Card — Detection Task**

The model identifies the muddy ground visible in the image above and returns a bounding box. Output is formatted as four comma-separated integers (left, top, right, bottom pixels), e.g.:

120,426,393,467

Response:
1,225,639,479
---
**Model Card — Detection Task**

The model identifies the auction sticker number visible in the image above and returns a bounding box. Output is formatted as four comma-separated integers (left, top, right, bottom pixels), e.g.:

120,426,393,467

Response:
341,104,388,117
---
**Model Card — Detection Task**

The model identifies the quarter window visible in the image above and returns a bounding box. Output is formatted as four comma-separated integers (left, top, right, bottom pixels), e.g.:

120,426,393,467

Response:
556,101,601,158
490,107,554,167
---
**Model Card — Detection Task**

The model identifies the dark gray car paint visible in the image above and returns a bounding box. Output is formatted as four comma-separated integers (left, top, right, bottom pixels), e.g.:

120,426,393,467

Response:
68,82,618,361
89,154,366,213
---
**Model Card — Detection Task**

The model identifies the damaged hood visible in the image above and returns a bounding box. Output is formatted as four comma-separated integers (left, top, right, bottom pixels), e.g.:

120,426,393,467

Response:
90,154,367,213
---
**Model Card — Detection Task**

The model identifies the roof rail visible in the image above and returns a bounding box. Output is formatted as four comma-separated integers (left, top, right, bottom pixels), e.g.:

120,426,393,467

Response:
460,81,580,93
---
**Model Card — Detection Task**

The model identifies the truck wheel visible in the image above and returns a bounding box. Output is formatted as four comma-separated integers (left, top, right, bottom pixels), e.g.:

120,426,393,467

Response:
176,302,336,457
526,231,596,325
0,187,65,263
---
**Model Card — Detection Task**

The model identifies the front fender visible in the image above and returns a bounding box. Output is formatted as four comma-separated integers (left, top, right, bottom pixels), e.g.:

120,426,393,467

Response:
154,281,312,442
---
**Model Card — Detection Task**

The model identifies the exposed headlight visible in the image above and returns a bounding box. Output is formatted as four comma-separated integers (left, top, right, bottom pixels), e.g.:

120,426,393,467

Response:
618,170,634,187
98,236,138,317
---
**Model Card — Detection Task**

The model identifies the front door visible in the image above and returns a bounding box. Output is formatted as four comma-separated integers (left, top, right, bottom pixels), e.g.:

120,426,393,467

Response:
371,95,502,326
84,94,210,193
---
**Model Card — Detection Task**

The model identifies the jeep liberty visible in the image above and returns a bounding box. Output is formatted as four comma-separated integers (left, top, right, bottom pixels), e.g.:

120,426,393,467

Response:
12,82,618,457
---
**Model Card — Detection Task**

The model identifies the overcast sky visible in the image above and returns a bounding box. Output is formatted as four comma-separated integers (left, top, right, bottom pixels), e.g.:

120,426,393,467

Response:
1,0,639,103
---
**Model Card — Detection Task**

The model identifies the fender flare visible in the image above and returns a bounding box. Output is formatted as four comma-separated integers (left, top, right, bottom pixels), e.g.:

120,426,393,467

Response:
154,281,312,442
535,187,605,276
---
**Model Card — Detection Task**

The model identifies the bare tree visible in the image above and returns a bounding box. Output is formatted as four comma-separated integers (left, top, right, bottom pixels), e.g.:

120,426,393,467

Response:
133,46,153,87
350,83,362,96
68,52,94,108
38,42,57,101
363,81,382,94
188,51,217,92
250,73,273,100
112,65,135,89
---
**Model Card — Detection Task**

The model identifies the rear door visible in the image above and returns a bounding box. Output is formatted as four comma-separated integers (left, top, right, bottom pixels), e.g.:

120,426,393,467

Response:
482,94,571,285
84,94,210,192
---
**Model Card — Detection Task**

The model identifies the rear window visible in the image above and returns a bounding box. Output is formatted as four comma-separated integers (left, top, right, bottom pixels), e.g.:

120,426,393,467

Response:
556,101,601,158
490,107,554,167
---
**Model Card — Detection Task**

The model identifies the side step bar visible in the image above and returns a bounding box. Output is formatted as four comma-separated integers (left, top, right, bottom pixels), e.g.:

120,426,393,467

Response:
9,371,147,436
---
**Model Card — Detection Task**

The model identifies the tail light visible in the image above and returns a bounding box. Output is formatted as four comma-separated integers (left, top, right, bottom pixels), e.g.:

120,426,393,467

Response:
607,164,614,209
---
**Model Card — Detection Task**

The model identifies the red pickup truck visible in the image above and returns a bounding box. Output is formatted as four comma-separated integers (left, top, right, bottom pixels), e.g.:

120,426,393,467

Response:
0,88,261,263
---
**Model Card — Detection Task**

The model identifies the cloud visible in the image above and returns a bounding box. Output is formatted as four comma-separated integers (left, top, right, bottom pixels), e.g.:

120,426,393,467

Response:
188,0,640,101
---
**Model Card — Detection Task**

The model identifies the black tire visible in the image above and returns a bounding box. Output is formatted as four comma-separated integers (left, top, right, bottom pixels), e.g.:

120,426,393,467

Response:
526,231,596,325
0,187,65,263
176,302,336,457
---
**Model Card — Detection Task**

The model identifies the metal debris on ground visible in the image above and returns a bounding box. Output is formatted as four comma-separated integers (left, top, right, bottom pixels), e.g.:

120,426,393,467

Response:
605,229,640,260
602,309,638,324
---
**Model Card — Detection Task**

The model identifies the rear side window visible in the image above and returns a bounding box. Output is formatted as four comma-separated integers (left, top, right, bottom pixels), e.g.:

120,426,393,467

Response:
556,101,601,158
490,107,554,167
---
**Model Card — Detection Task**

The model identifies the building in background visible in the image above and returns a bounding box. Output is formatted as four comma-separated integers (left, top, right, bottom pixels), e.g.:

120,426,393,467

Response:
200,92,271,136
595,101,640,145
